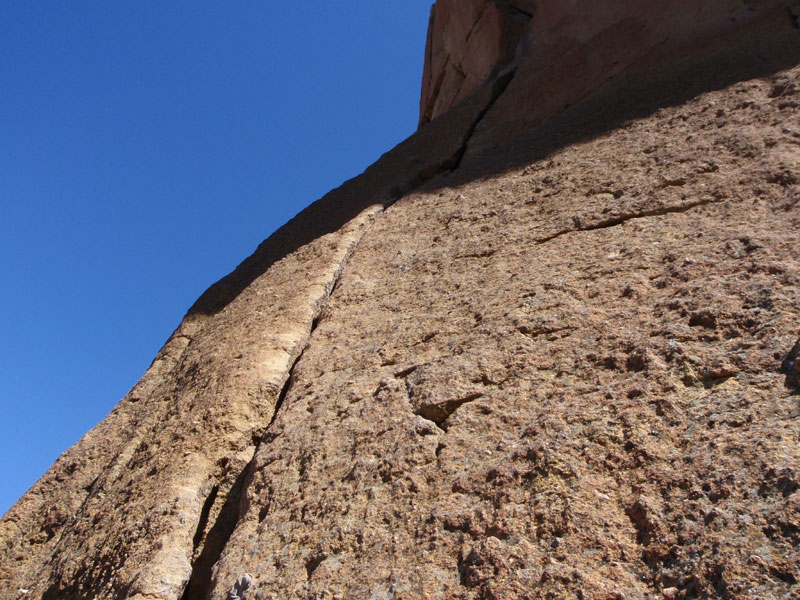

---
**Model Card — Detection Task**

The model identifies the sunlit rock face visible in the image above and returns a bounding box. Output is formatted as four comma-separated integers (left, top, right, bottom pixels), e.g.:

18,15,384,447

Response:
2,2,799,599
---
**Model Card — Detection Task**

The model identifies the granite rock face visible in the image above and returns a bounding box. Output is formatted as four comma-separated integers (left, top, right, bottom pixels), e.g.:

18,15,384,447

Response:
2,2,800,599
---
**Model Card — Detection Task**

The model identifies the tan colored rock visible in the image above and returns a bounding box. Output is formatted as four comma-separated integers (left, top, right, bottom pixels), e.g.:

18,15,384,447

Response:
208,43,800,597
3,2,800,600
0,73,510,600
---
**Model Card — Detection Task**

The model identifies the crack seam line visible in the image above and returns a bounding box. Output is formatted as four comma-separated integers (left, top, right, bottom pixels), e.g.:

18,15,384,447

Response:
535,197,724,245
37,68,521,599
399,68,519,205
326,211,383,299
270,204,385,427
178,208,386,596
262,213,376,430
463,3,488,49
450,68,517,173
508,4,534,19
179,72,521,593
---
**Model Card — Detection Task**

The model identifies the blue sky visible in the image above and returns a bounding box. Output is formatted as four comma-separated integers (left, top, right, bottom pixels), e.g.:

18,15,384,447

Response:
0,3,433,515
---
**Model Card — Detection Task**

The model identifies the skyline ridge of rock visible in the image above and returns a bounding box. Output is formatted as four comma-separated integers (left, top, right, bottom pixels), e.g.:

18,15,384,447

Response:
2,2,800,599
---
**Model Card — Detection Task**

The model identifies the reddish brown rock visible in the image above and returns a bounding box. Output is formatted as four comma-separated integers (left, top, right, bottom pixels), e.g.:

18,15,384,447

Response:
2,2,800,599
419,0,535,126
420,0,798,144
207,49,800,598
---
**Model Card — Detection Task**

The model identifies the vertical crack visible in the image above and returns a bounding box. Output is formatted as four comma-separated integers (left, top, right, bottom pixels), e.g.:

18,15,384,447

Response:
267,347,306,429
449,68,516,172
180,473,247,600
179,352,315,599
178,66,518,599
790,4,800,28
191,485,219,551
390,69,518,205
178,225,367,599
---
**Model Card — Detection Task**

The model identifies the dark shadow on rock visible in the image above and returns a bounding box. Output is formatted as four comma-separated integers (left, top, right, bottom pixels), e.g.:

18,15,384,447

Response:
780,338,800,392
442,6,800,192
188,8,800,318
180,468,248,600
186,78,505,317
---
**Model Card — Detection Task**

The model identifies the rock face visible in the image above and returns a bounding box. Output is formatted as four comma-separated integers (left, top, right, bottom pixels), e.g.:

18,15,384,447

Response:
418,0,535,126
2,3,800,600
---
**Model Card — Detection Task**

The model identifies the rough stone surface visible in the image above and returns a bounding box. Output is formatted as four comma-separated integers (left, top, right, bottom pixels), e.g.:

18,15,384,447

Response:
2,2,800,600
0,72,506,600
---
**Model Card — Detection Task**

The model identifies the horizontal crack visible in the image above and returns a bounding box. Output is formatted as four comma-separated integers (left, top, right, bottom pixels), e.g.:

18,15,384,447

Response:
455,249,497,259
508,4,534,19
535,198,722,245
394,365,420,379
517,325,573,339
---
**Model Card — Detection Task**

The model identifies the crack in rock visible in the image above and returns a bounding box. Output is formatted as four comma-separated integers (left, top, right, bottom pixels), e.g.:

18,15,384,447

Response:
790,3,800,28
180,212,376,599
536,198,723,245
182,71,526,595
449,69,516,172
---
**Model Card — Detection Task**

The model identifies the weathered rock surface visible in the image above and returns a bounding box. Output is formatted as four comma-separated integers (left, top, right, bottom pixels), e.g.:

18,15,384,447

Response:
0,73,508,600
2,2,800,599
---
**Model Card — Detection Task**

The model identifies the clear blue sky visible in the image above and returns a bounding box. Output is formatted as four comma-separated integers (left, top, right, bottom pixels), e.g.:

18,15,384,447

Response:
0,3,433,515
